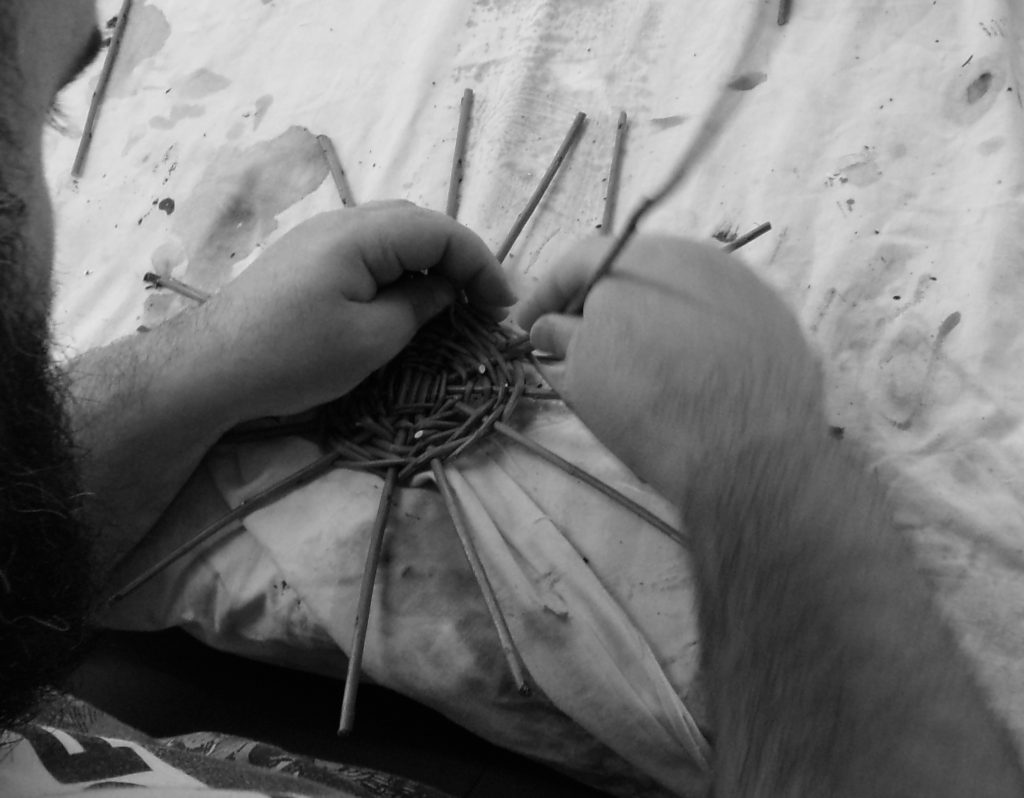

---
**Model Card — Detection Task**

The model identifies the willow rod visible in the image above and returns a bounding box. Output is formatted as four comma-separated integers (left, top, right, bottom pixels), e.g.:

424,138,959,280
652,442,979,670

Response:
338,467,398,734
446,89,474,219
143,271,211,303
431,459,531,696
488,417,689,550
723,221,772,252
106,453,406,604
317,134,357,208
778,0,793,26
495,111,587,263
72,0,133,178
563,6,771,315
601,111,628,234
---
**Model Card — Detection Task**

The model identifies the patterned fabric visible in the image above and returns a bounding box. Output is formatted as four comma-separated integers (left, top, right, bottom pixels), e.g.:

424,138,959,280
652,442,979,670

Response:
160,732,453,798
0,697,452,798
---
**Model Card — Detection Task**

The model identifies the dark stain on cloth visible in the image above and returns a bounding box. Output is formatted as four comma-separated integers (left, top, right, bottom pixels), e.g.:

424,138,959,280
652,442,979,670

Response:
170,126,328,286
943,57,1005,125
966,71,993,104
728,71,767,91
106,2,172,98
252,94,274,129
149,103,205,130
650,114,686,131
177,68,232,99
891,312,962,431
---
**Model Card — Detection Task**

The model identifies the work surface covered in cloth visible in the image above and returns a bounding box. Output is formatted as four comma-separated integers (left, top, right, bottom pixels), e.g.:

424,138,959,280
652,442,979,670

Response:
46,1,1024,796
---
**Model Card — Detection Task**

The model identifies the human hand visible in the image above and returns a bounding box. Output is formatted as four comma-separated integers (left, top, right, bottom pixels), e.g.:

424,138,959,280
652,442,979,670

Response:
191,201,516,422
516,235,824,499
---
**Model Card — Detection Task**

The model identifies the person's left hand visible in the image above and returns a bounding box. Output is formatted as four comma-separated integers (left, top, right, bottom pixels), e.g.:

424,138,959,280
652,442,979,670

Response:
185,201,515,422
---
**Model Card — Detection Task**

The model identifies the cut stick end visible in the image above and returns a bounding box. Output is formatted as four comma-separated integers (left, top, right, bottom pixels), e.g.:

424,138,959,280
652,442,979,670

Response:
70,141,91,178
722,221,772,253
318,134,357,208
337,680,359,736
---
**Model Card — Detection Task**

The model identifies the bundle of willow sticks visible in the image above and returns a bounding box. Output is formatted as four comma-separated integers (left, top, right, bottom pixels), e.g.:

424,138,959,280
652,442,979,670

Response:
322,301,531,483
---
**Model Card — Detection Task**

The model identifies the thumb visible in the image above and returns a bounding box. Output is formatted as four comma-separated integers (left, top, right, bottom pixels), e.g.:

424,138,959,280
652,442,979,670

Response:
529,312,582,400
529,312,581,359
535,359,570,399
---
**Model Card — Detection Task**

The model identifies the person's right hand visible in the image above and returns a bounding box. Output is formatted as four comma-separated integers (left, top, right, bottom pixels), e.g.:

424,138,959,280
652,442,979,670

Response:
517,235,825,500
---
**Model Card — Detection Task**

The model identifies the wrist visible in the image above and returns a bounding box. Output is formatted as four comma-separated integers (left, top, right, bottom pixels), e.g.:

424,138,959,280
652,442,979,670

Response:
680,427,857,569
133,308,244,440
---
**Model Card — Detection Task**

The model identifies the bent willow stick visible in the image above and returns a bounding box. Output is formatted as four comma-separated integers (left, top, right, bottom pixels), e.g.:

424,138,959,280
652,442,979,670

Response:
564,4,774,314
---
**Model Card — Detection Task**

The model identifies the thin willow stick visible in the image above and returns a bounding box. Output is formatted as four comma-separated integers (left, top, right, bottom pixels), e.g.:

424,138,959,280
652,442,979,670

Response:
723,221,772,253
778,0,793,26
601,111,628,235
338,467,398,735
489,418,689,550
431,459,531,696
317,134,357,208
495,111,587,263
106,453,406,604
446,89,474,219
72,0,133,178
563,8,769,315
143,271,211,303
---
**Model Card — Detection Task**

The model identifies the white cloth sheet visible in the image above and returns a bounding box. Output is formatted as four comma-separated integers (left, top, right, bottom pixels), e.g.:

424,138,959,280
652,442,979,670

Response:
44,1,1024,795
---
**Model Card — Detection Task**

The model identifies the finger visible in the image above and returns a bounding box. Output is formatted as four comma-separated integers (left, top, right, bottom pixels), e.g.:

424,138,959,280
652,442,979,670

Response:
529,313,581,360
534,360,569,399
516,236,614,330
370,276,457,348
357,205,516,308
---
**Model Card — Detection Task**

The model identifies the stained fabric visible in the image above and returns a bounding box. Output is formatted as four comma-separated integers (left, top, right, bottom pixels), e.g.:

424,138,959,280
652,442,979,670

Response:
44,1,1024,796
0,696,448,798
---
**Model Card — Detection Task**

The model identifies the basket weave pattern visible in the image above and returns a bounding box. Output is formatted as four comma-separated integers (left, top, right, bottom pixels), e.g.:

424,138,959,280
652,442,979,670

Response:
323,302,530,483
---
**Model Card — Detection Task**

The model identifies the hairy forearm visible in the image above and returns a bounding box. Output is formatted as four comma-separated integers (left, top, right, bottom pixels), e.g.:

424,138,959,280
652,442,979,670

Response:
64,311,237,587
685,434,1024,796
